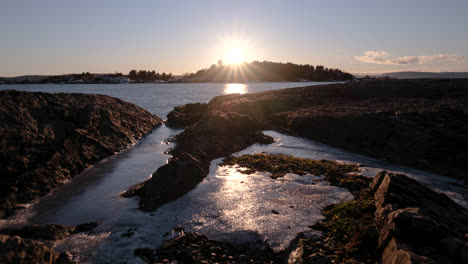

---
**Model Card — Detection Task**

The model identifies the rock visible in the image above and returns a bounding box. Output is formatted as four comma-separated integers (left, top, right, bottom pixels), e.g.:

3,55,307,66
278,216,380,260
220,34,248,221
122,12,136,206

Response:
0,222,102,242
0,90,163,218
167,79,468,182
138,111,274,211
372,171,468,232
73,222,102,234
139,152,207,211
136,230,280,263
166,102,209,128
381,238,435,264
0,224,75,241
0,234,60,264
56,251,77,264
371,172,468,263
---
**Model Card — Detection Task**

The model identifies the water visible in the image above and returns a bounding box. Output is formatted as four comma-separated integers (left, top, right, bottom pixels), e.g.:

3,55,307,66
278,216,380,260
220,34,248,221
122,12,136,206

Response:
0,82,336,118
1,82,467,263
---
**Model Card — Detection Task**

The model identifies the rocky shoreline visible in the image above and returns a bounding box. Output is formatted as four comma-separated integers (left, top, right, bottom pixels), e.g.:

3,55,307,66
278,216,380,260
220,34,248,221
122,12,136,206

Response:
167,79,468,182
125,110,275,211
132,79,467,263
0,90,163,263
135,154,468,263
1,79,467,263
0,90,163,219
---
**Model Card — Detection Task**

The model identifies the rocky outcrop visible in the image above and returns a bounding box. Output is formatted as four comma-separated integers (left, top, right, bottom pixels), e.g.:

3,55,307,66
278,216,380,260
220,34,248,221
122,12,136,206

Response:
371,172,468,264
136,110,274,211
167,79,468,182
0,234,61,264
0,90,163,218
165,102,209,128
280,171,468,264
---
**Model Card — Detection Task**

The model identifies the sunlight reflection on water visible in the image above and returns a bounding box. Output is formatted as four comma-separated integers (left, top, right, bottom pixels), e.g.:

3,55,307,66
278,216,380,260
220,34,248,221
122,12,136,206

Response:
224,83,248,94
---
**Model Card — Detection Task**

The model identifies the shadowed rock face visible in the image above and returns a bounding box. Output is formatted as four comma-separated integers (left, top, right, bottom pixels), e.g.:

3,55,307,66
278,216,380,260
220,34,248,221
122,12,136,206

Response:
0,90,163,218
0,234,60,264
167,79,468,182
137,110,274,212
371,172,468,264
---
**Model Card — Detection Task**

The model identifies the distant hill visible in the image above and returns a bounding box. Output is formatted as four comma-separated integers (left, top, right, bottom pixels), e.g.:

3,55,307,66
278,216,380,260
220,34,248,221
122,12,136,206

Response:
0,75,49,82
376,71,468,79
186,61,354,82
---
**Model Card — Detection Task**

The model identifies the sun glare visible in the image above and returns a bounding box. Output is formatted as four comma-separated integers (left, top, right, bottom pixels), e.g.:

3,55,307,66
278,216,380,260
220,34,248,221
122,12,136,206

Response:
216,32,255,66
224,83,247,94
226,48,245,65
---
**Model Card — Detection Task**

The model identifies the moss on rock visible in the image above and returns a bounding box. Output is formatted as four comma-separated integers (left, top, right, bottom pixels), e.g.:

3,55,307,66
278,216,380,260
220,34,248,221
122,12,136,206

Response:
221,153,359,179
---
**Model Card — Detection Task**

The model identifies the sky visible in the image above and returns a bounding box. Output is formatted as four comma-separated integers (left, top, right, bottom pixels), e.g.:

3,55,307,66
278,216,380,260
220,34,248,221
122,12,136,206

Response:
1,0,467,76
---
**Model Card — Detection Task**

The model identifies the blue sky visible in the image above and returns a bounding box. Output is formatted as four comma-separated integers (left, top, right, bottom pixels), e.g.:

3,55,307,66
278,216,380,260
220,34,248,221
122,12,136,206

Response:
1,0,467,76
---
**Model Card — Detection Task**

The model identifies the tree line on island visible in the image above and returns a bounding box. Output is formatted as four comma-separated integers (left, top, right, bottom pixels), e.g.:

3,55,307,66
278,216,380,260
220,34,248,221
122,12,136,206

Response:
128,70,173,82
183,61,354,82
0,61,354,84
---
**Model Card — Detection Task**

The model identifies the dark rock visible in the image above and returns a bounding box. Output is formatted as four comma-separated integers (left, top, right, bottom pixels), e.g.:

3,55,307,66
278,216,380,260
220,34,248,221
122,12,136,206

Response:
135,230,280,263
73,222,101,234
139,152,207,211
56,251,77,264
166,102,209,128
0,222,102,242
0,90,163,218
0,224,75,241
0,234,60,264
168,79,468,182
371,172,468,264
138,111,274,211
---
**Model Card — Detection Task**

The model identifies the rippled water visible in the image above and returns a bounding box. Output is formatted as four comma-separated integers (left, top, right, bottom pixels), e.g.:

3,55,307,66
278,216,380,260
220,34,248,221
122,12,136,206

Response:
1,82,467,263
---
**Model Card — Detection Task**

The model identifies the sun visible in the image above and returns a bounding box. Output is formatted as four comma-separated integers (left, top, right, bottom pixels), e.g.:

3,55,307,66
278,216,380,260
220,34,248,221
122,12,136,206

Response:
216,32,254,66
226,47,245,65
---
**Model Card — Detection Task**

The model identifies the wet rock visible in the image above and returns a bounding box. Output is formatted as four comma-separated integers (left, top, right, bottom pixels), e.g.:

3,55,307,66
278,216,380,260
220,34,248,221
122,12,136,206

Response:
138,111,274,211
0,90,163,219
139,152,207,211
73,221,102,234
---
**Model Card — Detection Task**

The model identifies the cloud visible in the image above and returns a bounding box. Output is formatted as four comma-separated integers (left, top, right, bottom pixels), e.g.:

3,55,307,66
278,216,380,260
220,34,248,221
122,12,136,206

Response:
355,50,463,65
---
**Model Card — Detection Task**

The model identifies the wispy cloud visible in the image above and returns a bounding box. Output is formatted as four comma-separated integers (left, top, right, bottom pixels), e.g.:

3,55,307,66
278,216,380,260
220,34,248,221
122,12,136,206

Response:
355,50,463,65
